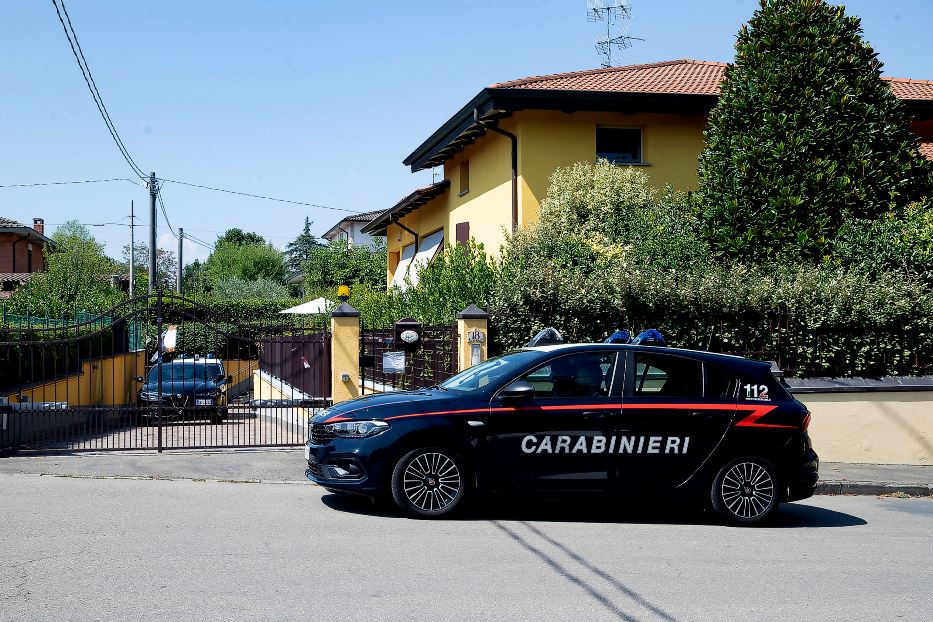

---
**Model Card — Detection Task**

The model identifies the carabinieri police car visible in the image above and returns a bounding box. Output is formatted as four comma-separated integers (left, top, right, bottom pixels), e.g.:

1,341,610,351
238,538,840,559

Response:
305,330,818,525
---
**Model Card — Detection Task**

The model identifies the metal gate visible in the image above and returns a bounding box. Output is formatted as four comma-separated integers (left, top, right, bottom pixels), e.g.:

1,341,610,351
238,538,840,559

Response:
0,292,330,453
360,323,458,394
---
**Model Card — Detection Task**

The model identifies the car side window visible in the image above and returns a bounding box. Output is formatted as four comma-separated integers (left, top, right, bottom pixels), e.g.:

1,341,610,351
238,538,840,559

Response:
704,363,738,399
633,352,702,398
520,352,617,398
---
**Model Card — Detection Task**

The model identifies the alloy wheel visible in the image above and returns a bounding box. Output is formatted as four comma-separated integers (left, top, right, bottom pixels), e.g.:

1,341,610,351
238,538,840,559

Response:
402,451,462,513
720,461,775,520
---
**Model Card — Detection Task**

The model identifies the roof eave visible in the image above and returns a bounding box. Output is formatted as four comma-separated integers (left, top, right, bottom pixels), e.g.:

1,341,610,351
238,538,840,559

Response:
0,226,55,246
362,180,451,236
403,89,719,172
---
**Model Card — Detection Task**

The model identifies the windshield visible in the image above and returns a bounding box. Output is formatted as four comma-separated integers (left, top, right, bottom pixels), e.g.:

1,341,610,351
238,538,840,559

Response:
439,350,543,393
148,362,222,383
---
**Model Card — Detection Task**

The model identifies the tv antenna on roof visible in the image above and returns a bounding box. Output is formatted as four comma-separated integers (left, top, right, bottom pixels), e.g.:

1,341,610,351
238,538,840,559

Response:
587,0,643,68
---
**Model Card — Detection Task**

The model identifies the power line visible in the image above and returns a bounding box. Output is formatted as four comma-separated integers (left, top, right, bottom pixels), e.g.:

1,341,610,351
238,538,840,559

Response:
0,177,139,189
159,177,363,213
51,0,147,179
157,191,176,238
185,233,215,251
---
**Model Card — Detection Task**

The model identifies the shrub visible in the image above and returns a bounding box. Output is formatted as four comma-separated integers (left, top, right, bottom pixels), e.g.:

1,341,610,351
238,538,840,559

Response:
698,0,932,261
489,262,933,377
213,277,292,300
832,201,933,284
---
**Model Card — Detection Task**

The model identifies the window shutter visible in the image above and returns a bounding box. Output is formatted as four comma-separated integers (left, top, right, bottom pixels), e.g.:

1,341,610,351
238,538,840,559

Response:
456,222,470,247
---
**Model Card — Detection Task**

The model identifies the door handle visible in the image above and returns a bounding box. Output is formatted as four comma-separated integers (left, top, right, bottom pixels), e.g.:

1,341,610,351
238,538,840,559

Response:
466,420,485,427
581,411,607,418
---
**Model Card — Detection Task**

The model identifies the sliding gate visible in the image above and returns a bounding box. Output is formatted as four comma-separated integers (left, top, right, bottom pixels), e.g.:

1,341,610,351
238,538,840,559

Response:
0,293,330,452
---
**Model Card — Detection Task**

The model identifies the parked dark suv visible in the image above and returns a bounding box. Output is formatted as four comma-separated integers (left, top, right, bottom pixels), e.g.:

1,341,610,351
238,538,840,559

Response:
137,357,231,424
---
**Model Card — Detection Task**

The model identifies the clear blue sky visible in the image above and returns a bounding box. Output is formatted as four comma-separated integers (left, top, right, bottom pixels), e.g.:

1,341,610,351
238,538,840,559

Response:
1,0,930,264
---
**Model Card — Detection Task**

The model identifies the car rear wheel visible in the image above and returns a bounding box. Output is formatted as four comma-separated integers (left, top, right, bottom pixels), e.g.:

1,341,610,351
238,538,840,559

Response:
711,457,779,525
391,447,466,518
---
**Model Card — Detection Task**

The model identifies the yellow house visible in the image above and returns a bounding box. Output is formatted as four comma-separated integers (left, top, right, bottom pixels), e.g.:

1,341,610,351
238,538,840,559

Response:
362,59,933,288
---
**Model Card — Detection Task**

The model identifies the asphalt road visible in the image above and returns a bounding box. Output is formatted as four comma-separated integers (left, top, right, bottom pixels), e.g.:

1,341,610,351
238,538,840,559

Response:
1,474,930,622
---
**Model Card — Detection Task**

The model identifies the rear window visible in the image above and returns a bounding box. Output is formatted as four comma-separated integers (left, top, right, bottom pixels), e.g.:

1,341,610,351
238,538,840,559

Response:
704,363,738,399
633,352,703,398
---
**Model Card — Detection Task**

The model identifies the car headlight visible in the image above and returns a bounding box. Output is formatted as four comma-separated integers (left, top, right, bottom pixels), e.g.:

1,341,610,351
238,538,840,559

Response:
325,420,389,438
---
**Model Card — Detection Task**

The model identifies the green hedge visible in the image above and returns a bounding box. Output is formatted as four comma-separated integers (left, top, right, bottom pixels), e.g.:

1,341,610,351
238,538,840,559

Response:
489,263,933,377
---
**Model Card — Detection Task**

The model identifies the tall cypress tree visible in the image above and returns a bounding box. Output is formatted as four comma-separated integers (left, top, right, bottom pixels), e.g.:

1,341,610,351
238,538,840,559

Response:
698,0,931,261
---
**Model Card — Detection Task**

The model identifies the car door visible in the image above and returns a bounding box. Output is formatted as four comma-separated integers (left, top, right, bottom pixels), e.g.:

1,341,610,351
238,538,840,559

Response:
612,350,736,494
477,351,622,493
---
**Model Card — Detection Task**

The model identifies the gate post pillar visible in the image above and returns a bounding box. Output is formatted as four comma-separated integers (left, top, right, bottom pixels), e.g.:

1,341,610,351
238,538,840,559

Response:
330,303,360,404
456,305,489,372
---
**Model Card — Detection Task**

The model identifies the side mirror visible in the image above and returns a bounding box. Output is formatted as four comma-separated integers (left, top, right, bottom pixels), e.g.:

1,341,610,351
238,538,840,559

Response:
134,376,144,383
227,375,234,384
498,380,536,400
215,374,227,383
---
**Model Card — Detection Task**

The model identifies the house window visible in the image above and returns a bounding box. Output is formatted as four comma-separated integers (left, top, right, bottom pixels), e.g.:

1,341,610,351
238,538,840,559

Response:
389,229,444,290
456,222,470,247
596,127,642,164
459,160,470,196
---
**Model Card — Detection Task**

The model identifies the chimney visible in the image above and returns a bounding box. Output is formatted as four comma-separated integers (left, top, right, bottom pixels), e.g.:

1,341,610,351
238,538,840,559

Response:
33,218,44,235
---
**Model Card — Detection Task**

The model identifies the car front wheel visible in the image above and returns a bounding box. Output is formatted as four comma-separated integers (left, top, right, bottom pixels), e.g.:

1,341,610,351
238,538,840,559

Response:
391,447,466,518
711,457,780,525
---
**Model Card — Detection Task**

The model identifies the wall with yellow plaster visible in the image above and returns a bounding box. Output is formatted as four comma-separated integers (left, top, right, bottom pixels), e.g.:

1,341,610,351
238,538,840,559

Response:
6,351,147,406
331,312,360,403
385,109,708,280
804,391,933,465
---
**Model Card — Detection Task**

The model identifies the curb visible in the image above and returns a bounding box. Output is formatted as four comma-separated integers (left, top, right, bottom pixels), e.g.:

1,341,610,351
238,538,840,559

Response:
816,480,932,496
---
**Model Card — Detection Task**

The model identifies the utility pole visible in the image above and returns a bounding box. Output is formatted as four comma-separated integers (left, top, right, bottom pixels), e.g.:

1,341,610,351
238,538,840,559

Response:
177,228,183,294
129,200,135,298
148,172,158,295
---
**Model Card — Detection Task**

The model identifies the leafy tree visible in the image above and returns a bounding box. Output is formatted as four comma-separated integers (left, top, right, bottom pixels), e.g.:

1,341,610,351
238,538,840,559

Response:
7,221,123,315
212,277,291,300
202,240,285,287
182,259,209,295
284,217,323,275
122,243,177,292
303,238,386,292
698,0,932,261
215,228,266,247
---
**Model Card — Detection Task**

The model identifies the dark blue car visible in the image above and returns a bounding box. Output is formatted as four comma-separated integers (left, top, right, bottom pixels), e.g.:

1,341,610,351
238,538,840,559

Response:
137,357,231,424
306,343,818,525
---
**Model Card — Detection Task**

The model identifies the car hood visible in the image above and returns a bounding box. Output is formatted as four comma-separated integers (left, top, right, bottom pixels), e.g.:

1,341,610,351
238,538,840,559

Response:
313,388,459,423
141,380,219,395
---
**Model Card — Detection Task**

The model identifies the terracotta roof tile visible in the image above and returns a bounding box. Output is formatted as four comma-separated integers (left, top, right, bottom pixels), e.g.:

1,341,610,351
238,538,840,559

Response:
919,139,933,160
886,78,933,101
491,59,726,95
491,59,933,101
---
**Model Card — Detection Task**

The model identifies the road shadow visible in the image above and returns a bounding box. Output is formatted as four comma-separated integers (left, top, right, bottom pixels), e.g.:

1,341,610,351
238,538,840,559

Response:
320,493,866,528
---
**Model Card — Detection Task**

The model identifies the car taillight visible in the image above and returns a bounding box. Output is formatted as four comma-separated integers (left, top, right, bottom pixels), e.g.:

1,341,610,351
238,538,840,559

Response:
802,412,811,432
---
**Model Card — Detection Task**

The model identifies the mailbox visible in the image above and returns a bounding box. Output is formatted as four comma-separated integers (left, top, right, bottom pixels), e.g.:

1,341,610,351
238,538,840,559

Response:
394,317,422,351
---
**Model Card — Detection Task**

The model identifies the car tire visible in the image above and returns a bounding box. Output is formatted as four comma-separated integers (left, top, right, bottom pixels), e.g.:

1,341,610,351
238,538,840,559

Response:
210,409,223,425
390,447,467,519
711,456,780,526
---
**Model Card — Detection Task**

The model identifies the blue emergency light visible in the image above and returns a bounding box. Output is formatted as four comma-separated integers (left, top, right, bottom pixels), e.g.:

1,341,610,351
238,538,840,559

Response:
603,330,632,344
631,329,666,346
